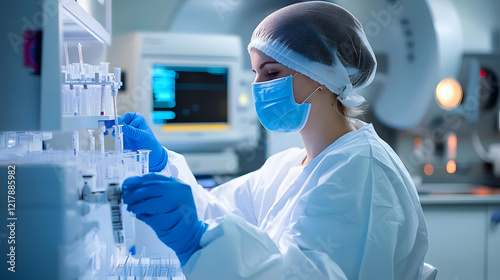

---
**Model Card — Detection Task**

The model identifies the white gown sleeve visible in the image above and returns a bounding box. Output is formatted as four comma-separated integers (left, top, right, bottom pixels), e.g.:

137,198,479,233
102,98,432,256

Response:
180,199,349,280
159,148,260,224
183,214,284,279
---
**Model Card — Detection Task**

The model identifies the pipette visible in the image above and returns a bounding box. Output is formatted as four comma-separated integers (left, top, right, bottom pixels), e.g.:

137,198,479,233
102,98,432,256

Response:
111,68,123,153
111,68,121,151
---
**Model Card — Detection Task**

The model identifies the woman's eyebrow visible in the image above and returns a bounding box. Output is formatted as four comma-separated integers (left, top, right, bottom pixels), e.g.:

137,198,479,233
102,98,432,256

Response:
252,61,280,72
259,61,279,70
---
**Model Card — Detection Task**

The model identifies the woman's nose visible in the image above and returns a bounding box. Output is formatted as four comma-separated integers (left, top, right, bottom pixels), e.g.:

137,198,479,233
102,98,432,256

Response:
253,74,264,83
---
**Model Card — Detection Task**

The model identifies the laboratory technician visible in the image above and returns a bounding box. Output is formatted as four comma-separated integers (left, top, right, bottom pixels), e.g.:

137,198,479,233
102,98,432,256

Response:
119,2,429,279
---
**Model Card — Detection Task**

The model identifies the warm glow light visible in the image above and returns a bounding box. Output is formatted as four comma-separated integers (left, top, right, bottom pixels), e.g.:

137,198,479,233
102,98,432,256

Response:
470,186,492,196
447,133,457,159
446,160,457,174
424,164,434,176
447,134,457,150
239,93,249,105
414,137,423,148
435,78,463,110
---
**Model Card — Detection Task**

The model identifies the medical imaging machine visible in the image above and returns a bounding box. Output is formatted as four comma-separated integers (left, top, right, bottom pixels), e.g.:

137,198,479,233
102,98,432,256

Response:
107,32,259,176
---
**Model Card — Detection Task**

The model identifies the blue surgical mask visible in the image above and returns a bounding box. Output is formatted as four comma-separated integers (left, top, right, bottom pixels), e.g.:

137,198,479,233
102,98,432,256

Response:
252,74,320,133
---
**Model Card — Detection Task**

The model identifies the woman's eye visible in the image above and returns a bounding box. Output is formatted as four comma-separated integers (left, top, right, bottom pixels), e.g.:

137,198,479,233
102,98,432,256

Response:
268,72,279,78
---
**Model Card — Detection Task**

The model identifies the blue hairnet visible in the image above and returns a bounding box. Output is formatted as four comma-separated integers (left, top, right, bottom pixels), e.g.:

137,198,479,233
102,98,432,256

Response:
248,1,377,107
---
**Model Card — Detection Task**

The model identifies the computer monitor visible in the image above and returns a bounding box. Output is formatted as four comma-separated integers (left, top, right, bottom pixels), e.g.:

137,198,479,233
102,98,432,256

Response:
109,33,259,173
151,65,228,127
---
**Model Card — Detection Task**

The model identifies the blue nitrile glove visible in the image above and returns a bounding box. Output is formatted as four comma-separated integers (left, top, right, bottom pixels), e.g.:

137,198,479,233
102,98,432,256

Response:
106,112,167,172
122,173,208,266
492,210,500,224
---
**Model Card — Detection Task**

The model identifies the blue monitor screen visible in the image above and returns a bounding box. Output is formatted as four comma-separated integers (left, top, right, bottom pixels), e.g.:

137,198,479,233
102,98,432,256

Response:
151,66,228,125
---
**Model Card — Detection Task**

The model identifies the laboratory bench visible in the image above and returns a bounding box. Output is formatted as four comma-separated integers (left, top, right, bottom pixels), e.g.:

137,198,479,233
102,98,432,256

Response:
419,191,500,280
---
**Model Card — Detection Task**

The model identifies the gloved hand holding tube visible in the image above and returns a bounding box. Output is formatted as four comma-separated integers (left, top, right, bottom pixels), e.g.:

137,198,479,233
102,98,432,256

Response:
122,173,208,266
106,112,168,172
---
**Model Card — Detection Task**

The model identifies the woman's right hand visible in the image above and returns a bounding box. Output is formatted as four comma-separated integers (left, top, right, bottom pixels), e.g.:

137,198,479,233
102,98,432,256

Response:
108,112,168,172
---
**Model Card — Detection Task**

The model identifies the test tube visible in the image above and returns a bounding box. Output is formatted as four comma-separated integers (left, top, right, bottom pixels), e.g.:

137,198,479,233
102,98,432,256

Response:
100,62,109,116
64,42,69,67
62,43,70,114
62,85,72,114
83,87,91,116
90,65,99,78
124,152,141,176
98,123,106,154
137,150,151,174
88,130,95,151
138,247,146,278
150,255,161,277
90,86,101,116
121,252,132,278
81,64,90,81
78,43,84,76
100,62,109,81
66,64,74,114
100,85,106,116
115,124,124,153
73,130,79,156
74,85,81,116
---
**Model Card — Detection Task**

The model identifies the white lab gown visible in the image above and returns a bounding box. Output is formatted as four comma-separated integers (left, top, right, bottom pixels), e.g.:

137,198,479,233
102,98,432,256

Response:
161,122,428,280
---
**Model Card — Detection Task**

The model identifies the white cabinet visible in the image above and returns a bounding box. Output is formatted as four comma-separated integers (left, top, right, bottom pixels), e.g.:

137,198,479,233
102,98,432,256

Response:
0,0,112,131
421,196,500,280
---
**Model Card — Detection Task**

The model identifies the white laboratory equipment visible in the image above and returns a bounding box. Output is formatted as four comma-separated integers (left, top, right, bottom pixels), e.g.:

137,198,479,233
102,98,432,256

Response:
0,1,184,279
107,32,259,175
354,0,464,130
168,0,465,156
